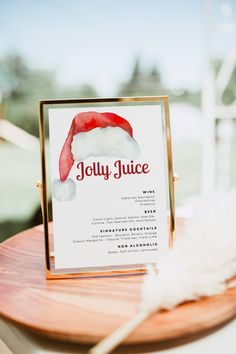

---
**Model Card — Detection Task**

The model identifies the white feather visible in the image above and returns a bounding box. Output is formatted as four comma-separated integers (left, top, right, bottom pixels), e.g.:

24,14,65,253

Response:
89,190,236,354
141,190,236,313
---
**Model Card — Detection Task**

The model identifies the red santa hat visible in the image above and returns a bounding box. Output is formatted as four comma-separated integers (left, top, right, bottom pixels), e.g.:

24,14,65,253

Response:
52,111,140,201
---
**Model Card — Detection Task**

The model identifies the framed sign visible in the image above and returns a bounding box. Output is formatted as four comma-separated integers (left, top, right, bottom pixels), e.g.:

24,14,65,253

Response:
39,96,175,279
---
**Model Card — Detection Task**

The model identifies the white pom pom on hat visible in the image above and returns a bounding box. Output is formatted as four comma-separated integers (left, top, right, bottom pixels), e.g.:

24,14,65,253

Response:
52,178,76,201
52,111,140,201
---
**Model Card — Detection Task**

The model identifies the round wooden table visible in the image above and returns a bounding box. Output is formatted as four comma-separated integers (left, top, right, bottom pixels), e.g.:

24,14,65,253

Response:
0,221,236,349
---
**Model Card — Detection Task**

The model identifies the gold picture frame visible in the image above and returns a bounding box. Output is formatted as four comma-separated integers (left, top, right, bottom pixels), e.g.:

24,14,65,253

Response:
38,96,175,279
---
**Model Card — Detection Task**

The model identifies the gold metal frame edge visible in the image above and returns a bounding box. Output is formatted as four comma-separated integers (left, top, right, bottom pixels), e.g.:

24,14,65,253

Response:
39,96,175,279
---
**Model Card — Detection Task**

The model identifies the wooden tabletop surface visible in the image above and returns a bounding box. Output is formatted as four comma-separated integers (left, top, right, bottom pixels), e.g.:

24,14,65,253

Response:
0,221,236,345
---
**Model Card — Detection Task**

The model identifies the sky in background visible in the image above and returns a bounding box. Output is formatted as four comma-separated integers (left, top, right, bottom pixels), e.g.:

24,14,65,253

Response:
0,0,236,94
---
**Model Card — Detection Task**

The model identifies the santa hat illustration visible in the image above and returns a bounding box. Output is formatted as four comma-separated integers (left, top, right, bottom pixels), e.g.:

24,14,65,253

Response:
52,111,140,201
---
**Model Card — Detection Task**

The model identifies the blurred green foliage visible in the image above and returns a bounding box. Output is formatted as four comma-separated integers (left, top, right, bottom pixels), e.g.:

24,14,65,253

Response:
0,53,204,138
0,53,98,136
117,58,201,106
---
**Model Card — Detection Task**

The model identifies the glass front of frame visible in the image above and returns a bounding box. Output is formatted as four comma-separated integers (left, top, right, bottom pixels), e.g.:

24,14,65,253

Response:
39,97,174,278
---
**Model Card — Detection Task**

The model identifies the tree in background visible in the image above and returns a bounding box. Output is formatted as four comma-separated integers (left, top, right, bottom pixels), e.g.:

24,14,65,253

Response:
0,53,98,136
118,58,165,96
117,58,200,106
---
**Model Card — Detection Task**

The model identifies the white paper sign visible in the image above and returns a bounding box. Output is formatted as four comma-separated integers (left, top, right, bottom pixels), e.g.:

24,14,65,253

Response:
48,104,169,270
